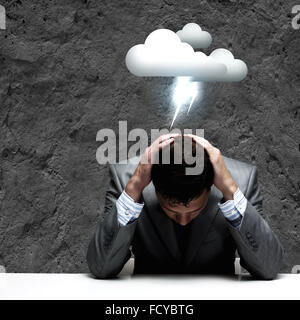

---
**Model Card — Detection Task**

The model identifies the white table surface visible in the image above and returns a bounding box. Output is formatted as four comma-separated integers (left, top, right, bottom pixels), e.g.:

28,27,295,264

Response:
0,273,299,300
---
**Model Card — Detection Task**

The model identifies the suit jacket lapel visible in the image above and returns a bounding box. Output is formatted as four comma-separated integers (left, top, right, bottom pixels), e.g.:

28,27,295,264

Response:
142,182,181,262
184,185,223,266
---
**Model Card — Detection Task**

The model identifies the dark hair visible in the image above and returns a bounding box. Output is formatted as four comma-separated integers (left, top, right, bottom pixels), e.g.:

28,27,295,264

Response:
151,136,214,206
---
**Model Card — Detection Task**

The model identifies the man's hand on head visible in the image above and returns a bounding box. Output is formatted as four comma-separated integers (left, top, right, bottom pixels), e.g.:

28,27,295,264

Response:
186,134,238,201
125,133,180,203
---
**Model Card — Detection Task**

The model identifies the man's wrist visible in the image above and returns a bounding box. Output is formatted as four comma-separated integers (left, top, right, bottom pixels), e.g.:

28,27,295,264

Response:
220,180,238,201
125,175,145,203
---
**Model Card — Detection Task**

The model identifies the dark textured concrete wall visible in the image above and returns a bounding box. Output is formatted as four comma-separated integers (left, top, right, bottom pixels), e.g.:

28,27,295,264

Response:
0,0,299,273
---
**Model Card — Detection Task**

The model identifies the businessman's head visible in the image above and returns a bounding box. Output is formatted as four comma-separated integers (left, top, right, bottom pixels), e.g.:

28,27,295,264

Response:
151,135,214,226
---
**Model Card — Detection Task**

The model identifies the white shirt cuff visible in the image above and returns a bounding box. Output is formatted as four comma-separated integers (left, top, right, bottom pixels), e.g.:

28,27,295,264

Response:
218,188,247,226
116,190,144,226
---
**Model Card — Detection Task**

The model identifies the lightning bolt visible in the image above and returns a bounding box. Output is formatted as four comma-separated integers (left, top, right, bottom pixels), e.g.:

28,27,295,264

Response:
170,103,183,129
187,92,197,114
170,78,201,128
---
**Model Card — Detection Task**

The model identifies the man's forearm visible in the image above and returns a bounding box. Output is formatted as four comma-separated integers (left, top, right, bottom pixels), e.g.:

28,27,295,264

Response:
228,201,284,279
220,180,238,201
125,174,146,203
86,204,138,279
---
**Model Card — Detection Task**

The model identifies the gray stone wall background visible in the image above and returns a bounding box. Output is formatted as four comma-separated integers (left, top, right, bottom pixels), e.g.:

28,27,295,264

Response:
0,0,299,273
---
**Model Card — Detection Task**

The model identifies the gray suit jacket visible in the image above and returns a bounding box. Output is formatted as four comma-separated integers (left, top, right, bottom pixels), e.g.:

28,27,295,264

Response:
87,156,284,279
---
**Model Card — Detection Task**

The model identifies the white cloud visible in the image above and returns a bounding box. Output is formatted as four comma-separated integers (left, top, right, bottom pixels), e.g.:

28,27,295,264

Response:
209,48,248,82
126,29,226,80
125,28,248,82
176,23,212,49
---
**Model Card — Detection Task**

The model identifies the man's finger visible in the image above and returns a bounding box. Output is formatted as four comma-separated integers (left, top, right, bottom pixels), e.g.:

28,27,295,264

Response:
159,137,175,150
162,133,180,140
185,134,207,148
158,133,180,145
185,134,216,156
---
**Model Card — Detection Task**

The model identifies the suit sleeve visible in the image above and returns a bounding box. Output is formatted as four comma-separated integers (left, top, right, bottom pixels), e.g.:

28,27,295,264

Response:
86,164,138,279
227,166,284,280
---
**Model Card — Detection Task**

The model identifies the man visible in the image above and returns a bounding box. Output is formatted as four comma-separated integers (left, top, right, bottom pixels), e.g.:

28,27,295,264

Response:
87,134,283,279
